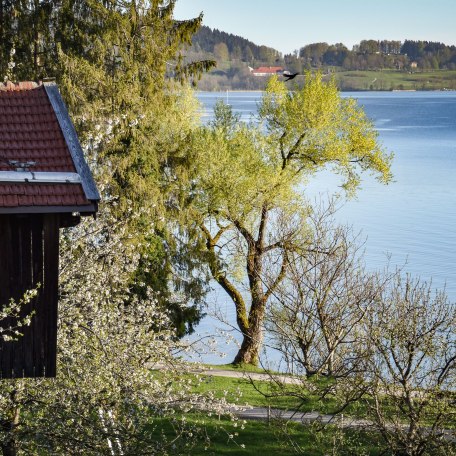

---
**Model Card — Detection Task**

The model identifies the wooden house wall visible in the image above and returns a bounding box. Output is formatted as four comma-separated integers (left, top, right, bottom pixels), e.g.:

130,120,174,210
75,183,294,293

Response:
0,214,59,378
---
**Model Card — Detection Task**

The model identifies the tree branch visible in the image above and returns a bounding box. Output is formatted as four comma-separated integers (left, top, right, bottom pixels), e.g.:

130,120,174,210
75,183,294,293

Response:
264,251,289,302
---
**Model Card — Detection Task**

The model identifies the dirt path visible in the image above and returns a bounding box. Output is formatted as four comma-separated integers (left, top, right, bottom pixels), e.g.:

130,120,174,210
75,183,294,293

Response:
193,367,301,385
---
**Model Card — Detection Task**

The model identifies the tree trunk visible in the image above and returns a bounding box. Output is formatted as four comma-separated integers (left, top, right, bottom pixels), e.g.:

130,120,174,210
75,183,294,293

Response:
202,205,286,367
1,392,20,456
1,437,17,456
232,296,265,366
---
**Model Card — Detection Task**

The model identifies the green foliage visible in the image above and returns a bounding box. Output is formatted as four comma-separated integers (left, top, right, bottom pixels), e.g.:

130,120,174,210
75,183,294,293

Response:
192,25,281,65
0,0,218,336
190,73,392,365
259,74,392,193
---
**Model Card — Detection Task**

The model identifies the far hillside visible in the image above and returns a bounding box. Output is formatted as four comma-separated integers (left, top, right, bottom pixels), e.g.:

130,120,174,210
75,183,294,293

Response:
183,26,456,91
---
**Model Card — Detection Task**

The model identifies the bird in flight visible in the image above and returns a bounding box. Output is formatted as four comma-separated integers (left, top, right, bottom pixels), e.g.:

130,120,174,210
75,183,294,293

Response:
283,72,299,81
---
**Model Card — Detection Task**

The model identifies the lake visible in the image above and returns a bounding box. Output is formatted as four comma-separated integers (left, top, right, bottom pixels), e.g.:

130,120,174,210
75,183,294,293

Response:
186,91,456,364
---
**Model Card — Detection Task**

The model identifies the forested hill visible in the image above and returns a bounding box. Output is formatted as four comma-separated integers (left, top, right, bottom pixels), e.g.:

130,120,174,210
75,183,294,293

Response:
192,25,281,64
186,26,456,91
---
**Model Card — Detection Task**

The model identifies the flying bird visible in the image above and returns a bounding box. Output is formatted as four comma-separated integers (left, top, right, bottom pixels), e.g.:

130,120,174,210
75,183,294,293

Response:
283,72,299,81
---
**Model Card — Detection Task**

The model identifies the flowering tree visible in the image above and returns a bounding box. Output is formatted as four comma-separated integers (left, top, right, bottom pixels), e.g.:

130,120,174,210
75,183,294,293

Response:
0,200,234,455
0,2,229,452
358,276,456,456
0,290,37,343
1,0,215,337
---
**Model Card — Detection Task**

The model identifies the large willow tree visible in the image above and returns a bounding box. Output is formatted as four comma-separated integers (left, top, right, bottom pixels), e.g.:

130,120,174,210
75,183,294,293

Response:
192,74,393,365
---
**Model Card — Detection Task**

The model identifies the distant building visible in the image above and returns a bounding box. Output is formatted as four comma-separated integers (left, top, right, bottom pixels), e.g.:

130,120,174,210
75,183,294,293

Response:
250,66,284,77
410,61,418,69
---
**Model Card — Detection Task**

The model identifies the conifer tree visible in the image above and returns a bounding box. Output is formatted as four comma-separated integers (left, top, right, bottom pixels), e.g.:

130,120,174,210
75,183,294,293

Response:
0,0,215,335
0,2,228,454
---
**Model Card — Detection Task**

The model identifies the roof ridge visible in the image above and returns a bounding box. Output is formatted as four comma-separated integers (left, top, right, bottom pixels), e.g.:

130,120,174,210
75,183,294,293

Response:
0,81,42,91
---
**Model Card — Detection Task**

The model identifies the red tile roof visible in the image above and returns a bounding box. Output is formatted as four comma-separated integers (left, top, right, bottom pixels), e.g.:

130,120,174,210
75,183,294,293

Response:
252,66,284,74
0,82,96,211
0,183,88,207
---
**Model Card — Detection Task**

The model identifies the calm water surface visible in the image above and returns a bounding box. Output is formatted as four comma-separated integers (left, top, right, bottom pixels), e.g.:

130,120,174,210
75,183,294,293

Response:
188,91,456,364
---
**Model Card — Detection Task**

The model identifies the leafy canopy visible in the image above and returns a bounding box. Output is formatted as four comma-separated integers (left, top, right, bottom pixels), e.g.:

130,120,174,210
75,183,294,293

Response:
193,73,392,226
188,73,392,365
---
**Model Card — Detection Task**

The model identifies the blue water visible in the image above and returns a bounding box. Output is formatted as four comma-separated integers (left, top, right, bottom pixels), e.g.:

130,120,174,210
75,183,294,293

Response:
188,91,456,364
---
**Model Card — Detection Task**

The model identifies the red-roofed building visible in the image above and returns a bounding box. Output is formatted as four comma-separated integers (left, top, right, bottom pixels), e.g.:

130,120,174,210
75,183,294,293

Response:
0,81,98,213
250,66,284,77
0,81,100,378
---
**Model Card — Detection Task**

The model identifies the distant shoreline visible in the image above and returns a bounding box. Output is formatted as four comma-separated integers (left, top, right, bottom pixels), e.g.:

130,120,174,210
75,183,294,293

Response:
195,69,456,92
195,88,456,93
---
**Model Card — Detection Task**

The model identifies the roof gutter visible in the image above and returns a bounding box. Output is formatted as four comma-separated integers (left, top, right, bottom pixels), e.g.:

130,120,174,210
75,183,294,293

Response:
0,171,82,184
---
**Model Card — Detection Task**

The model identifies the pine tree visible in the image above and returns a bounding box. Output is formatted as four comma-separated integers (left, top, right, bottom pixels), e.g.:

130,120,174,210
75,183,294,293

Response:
0,0,215,335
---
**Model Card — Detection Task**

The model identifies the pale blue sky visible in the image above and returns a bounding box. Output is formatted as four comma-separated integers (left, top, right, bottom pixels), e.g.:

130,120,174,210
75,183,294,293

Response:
174,0,456,54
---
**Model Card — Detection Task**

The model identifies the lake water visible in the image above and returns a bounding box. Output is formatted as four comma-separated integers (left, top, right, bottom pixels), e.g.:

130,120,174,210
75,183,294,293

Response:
187,91,456,364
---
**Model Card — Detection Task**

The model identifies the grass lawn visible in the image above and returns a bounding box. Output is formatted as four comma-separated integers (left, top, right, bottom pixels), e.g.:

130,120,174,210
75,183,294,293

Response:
188,416,383,456
193,371,341,413
148,366,455,454
149,414,384,456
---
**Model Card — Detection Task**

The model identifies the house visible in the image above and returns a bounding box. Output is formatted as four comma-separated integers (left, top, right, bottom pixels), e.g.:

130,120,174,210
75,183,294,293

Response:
250,66,284,77
0,80,100,378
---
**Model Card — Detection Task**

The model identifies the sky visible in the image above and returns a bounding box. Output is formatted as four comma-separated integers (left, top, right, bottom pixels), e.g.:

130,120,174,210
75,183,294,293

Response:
173,0,456,55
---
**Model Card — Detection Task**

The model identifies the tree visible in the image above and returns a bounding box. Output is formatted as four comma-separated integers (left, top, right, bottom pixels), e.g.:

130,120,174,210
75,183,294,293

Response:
0,0,216,335
357,276,456,456
243,46,254,63
0,1,232,453
267,201,386,378
359,39,380,55
284,52,303,74
299,43,329,67
232,45,242,61
248,272,455,456
191,74,392,366
322,43,349,67
213,42,229,62
0,203,231,455
258,45,279,64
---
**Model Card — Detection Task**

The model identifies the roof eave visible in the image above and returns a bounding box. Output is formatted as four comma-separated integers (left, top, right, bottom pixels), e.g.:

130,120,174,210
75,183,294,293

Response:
0,203,98,215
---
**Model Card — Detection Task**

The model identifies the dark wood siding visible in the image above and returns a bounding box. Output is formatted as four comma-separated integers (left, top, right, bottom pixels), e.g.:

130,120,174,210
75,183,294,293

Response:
0,214,59,378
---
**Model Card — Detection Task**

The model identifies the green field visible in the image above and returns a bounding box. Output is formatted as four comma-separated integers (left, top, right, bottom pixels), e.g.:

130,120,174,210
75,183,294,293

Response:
198,65,456,91
329,69,456,91
192,370,338,413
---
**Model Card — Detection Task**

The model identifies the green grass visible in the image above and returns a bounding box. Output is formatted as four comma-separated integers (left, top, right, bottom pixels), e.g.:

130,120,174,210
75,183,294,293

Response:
192,369,341,414
147,367,455,454
192,417,383,455
202,362,277,374
328,69,456,91
193,374,301,409
149,414,384,456
192,366,456,428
